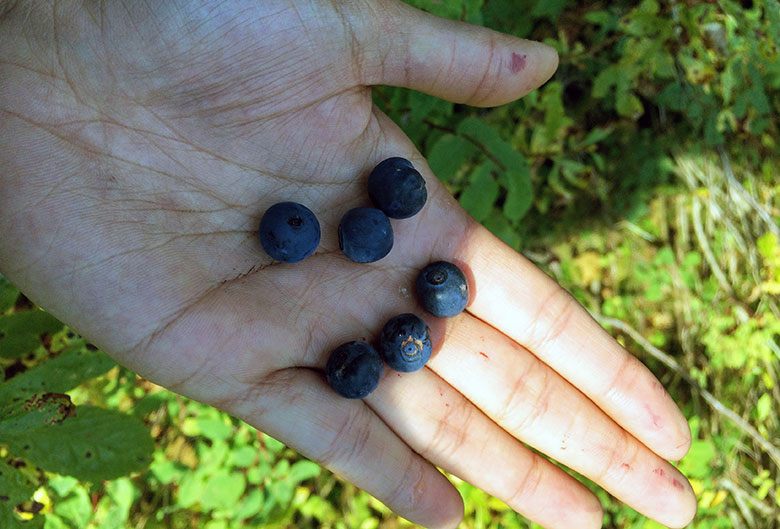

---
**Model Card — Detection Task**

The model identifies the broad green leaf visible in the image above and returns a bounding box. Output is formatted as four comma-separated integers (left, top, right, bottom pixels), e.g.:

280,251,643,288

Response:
47,476,79,498
201,471,246,512
456,117,525,170
0,310,63,358
481,210,521,250
502,165,533,222
7,406,153,482
426,134,477,182
408,91,439,123
0,310,62,336
269,479,294,507
228,446,258,468
459,163,499,222
42,514,69,529
592,66,619,98
0,347,115,404
616,91,644,118
531,0,566,20
0,333,40,359
53,486,91,528
105,478,136,513
0,275,19,313
0,393,75,437
197,417,233,442
0,460,37,526
177,472,206,508
233,488,264,519
149,454,184,485
288,461,321,484
678,440,716,479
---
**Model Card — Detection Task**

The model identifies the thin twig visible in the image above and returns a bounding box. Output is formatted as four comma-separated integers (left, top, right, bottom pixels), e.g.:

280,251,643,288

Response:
718,146,780,238
593,313,780,469
719,478,776,518
692,196,736,297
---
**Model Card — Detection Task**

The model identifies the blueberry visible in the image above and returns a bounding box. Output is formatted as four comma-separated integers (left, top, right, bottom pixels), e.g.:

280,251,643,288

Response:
325,341,384,399
416,261,469,318
368,157,427,219
258,202,320,263
378,313,432,372
338,207,393,263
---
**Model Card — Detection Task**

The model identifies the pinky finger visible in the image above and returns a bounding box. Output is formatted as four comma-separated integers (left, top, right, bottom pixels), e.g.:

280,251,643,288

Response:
232,368,464,529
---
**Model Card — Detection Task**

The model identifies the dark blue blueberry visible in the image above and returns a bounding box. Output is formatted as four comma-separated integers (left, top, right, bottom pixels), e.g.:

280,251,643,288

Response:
416,261,469,318
368,157,427,219
258,202,320,263
325,341,383,399
338,207,393,263
378,313,432,373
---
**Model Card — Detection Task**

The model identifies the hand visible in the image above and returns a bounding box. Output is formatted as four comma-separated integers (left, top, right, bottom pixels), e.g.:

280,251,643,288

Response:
0,2,696,527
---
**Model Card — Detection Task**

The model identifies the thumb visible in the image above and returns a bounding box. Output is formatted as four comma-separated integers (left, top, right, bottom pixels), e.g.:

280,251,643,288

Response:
355,1,559,107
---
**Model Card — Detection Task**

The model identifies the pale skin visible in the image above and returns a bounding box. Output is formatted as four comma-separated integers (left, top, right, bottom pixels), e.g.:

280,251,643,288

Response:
0,1,697,527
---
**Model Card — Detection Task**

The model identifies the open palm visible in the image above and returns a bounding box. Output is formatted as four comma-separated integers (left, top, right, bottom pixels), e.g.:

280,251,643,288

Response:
0,1,696,527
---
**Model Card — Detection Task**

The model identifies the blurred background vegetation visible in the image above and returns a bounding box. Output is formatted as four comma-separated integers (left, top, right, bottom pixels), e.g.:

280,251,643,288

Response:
1,0,779,527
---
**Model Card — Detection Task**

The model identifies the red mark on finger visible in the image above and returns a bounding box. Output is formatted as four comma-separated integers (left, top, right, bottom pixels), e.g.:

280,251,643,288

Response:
510,53,527,74
479,352,489,360
621,463,631,470
653,468,665,477
672,479,684,490
645,404,663,429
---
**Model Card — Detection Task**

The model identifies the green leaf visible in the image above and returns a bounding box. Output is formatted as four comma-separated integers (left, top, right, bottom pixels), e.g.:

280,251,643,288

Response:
531,0,566,20
426,134,477,182
197,417,233,442
0,393,75,437
757,232,778,260
408,91,438,123
481,210,521,250
47,476,79,497
149,454,184,485
201,471,246,512
177,472,206,508
288,461,321,484
678,440,716,479
0,460,37,525
592,66,619,99
502,164,533,222
456,117,524,169
0,275,19,313
6,406,153,482
459,163,500,222
228,446,258,468
0,310,63,358
403,0,461,18
0,347,115,404
53,486,92,528
105,478,136,514
0,310,62,335
616,91,644,118
233,488,264,519
578,127,614,148
756,393,772,422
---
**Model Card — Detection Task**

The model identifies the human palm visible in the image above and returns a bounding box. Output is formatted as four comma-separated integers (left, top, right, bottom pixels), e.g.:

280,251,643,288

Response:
0,1,696,528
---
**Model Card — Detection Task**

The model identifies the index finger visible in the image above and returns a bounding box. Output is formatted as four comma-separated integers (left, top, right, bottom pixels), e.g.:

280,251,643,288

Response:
458,223,692,461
